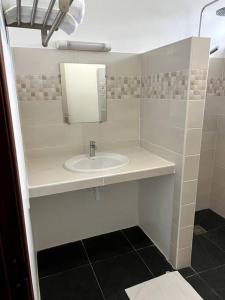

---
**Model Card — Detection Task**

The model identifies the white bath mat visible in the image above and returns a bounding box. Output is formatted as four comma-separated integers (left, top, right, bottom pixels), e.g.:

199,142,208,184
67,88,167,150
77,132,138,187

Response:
126,271,202,300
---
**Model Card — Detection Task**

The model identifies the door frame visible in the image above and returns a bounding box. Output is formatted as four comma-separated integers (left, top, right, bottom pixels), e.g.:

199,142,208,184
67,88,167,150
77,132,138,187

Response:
0,32,34,299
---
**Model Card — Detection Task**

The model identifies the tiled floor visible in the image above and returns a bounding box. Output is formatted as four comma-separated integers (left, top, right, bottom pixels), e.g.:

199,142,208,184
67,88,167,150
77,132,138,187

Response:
191,209,225,299
38,210,225,300
38,226,171,300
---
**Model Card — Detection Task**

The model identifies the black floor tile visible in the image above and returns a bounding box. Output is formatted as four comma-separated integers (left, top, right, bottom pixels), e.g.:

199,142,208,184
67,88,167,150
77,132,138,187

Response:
83,231,133,263
200,265,225,299
195,209,225,231
93,252,152,299
122,226,153,250
178,267,195,278
37,241,88,278
40,265,104,300
204,226,225,251
186,275,221,300
191,235,225,273
138,246,173,277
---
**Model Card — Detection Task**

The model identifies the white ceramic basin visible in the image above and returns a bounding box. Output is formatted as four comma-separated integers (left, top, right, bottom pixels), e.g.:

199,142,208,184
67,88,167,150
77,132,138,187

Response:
64,152,129,173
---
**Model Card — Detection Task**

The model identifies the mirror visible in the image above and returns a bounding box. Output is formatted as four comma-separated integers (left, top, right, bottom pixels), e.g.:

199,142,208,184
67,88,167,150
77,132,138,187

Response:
60,63,107,123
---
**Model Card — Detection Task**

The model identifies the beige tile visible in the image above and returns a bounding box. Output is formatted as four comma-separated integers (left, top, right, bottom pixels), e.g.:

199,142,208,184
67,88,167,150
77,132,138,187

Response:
142,38,192,74
182,180,198,205
196,193,211,211
169,243,178,268
213,166,225,188
183,155,200,181
201,131,217,151
205,96,221,115
210,183,225,218
22,123,83,149
187,101,205,129
19,100,64,125
176,246,192,269
198,149,215,181
190,37,210,69
13,48,142,76
169,100,187,129
141,104,185,154
208,58,225,78
185,129,202,155
107,99,140,122
217,115,225,132
179,204,196,227
202,114,217,132
196,175,213,211
178,226,194,249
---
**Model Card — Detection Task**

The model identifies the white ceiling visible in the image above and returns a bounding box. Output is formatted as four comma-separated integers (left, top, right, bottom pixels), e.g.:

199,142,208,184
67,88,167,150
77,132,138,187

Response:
7,0,225,55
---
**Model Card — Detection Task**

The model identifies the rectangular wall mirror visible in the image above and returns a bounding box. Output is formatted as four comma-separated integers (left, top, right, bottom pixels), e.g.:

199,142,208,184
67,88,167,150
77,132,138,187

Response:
60,63,107,123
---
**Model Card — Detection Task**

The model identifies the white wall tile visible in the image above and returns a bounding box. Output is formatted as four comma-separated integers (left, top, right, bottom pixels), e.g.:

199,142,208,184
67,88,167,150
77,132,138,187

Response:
187,100,205,129
176,246,192,269
185,129,202,155
178,226,194,249
190,37,210,69
182,180,198,205
22,123,83,149
179,204,196,227
183,155,200,181
19,100,64,125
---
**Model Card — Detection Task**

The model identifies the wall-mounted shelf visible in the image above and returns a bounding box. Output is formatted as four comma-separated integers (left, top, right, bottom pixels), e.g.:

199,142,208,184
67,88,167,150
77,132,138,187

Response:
4,0,73,47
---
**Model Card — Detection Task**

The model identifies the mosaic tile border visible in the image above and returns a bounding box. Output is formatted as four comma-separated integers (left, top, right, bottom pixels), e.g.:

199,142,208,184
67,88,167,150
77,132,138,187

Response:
189,69,208,100
207,76,225,96
16,75,62,101
16,75,142,101
106,76,141,99
16,69,208,102
142,70,189,100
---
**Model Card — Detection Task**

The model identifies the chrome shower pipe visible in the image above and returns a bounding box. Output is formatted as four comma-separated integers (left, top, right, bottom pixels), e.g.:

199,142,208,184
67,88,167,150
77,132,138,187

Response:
42,0,73,47
198,0,220,36
42,11,66,46
42,0,57,29
30,0,39,26
17,0,21,25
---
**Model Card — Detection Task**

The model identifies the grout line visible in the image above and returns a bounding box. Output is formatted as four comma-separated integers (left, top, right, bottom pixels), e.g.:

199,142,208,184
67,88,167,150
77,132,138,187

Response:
38,263,90,280
134,244,155,252
197,262,225,276
190,266,197,275
121,230,155,277
81,240,106,300
197,273,223,300
88,249,136,265
201,232,225,253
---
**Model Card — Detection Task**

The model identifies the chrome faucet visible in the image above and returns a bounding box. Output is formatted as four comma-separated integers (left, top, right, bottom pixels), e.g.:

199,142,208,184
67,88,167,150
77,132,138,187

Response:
89,141,97,157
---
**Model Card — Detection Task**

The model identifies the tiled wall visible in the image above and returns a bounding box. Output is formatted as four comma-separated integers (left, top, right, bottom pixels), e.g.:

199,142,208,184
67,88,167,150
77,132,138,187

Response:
17,74,142,101
13,48,141,158
140,37,210,269
14,40,211,268
197,58,225,218
142,70,188,99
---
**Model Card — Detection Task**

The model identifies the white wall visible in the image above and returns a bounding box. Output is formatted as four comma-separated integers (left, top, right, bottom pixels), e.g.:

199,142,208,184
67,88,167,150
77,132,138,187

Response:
6,0,224,56
0,8,40,300
139,175,174,259
31,181,139,250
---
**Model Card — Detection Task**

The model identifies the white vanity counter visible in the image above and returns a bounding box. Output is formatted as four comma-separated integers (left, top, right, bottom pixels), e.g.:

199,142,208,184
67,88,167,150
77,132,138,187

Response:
27,146,175,198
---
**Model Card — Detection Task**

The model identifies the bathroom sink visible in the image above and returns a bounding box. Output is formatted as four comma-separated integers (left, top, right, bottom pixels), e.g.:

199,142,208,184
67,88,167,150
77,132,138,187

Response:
64,152,129,173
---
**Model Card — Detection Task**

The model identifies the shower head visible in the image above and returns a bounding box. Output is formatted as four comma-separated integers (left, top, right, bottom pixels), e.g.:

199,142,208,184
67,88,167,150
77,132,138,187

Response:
216,7,225,15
